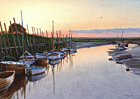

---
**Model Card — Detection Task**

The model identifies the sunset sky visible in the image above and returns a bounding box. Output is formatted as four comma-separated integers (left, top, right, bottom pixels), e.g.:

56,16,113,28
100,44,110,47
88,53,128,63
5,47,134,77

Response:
0,0,140,37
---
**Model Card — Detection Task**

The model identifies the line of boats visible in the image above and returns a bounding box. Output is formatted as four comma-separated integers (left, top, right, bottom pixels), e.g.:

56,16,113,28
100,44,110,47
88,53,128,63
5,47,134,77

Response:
0,17,77,92
0,47,77,92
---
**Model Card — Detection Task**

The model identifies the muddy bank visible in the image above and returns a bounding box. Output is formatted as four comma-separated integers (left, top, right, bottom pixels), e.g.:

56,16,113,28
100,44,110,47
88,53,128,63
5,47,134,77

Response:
74,41,112,49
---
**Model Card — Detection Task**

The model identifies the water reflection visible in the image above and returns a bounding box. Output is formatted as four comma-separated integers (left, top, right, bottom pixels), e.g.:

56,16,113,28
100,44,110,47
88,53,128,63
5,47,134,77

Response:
126,68,140,76
28,72,46,82
0,74,28,99
0,52,75,98
51,65,55,94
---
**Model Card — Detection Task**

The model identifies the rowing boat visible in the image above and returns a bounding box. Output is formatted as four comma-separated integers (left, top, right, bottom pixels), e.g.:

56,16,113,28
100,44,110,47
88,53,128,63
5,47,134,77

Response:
35,58,49,66
0,71,15,91
0,61,26,75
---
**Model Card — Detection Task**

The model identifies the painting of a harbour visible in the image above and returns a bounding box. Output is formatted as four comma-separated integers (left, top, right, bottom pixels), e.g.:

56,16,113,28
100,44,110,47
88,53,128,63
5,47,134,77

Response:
1,0,140,99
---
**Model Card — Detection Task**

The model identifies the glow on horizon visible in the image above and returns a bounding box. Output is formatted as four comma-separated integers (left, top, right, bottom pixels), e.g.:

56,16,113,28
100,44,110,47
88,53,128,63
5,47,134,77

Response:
0,0,140,37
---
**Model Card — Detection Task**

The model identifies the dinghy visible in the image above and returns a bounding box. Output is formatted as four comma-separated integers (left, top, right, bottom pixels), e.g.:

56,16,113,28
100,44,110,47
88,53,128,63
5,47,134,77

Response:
28,66,46,75
115,54,132,60
35,53,48,58
116,46,126,51
35,58,48,66
19,51,35,65
0,73,28,99
0,61,26,75
0,71,15,91
54,50,66,59
48,53,61,60
43,51,53,56
19,51,34,60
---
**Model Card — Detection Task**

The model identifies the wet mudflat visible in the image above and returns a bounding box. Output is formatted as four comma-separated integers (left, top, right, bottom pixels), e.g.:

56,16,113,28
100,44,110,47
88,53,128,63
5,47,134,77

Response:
3,44,140,99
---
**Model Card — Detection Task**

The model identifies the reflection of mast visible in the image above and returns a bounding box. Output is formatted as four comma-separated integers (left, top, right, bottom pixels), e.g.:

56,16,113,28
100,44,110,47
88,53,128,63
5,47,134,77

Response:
46,64,49,75
24,75,26,99
69,54,73,70
16,91,19,99
121,64,124,75
61,59,62,71
52,66,55,94
121,30,124,42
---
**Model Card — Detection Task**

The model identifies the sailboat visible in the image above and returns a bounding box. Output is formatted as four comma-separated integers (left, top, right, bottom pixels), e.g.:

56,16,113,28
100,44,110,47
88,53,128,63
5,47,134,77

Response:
19,51,35,65
19,11,46,75
47,21,61,61
115,30,126,51
62,29,77,53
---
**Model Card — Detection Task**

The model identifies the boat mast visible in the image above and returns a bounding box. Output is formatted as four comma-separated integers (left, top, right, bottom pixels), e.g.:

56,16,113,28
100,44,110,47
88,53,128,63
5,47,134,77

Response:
21,10,26,59
52,21,54,54
121,29,124,43
69,28,70,48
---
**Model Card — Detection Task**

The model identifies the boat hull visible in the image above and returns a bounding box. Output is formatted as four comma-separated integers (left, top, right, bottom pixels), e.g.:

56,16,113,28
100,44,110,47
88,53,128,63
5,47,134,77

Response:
35,58,48,66
29,66,46,75
0,71,15,91
0,61,25,75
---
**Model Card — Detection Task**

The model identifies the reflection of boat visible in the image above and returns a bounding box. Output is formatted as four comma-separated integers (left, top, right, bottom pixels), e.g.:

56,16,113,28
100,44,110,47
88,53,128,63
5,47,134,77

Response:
122,58,140,68
29,66,46,75
0,71,15,91
0,74,27,99
127,68,140,76
0,61,26,75
28,72,46,82
49,59,60,65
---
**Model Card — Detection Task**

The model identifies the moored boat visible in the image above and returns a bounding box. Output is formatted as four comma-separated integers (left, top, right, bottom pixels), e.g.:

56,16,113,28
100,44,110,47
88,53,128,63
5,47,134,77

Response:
35,53,48,58
115,54,132,60
48,53,61,60
28,66,46,75
0,71,15,91
19,51,35,65
54,50,66,59
0,61,26,75
19,51,34,60
35,58,48,66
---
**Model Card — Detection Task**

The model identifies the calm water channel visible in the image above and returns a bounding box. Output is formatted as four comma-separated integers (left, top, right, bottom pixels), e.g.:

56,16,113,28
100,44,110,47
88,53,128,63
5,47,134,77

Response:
1,44,140,99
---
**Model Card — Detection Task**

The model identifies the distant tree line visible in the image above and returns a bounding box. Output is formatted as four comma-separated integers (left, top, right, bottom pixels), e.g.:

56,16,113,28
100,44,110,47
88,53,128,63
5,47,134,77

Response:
8,23,27,34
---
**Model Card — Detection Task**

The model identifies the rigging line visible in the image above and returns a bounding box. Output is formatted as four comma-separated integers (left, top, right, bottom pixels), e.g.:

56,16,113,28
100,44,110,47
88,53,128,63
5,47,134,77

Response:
22,15,30,26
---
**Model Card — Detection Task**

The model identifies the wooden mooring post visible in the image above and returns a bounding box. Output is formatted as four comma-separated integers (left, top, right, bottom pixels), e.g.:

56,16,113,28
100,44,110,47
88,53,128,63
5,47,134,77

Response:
10,21,18,59
13,18,22,55
0,21,8,55
4,23,12,56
